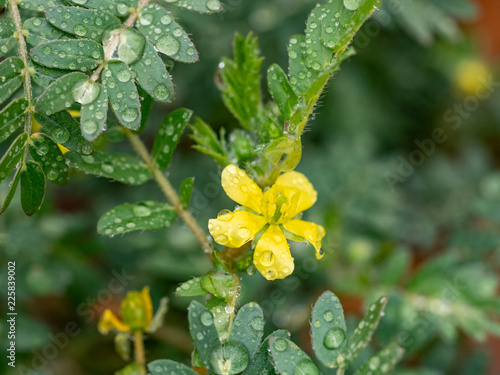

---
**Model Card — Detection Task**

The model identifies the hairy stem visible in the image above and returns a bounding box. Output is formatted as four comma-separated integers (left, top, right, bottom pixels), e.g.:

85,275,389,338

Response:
133,331,146,375
91,0,151,81
125,130,213,259
9,0,34,165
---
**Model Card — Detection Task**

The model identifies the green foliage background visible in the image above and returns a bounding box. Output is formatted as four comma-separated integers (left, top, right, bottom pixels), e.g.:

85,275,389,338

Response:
1,0,499,374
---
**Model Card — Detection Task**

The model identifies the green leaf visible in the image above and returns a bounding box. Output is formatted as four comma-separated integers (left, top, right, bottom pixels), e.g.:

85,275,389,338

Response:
136,4,198,63
267,64,298,124
311,291,347,368
79,82,108,141
322,0,381,55
31,61,71,87
228,303,265,360
339,296,389,369
0,20,16,57
217,32,263,131
158,0,223,13
102,26,146,65
242,330,290,375
30,39,104,71
35,110,94,155
262,135,302,172
29,133,69,186
101,60,141,130
179,177,194,210
0,167,21,215
208,342,250,375
188,301,221,370
306,4,334,72
269,337,320,375
68,0,138,17
0,133,28,184
35,72,88,115
148,359,198,375
66,150,152,185
46,6,121,42
288,34,319,96
0,98,28,144
175,277,206,297
189,117,228,166
20,161,45,216
19,0,64,12
152,108,193,170
0,57,24,107
353,343,405,375
24,17,70,47
97,201,177,236
130,40,174,103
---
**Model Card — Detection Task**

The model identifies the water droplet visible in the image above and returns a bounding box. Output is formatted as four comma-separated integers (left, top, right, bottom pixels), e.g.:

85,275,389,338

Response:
133,204,151,217
343,0,363,11
47,170,59,180
200,311,214,326
101,163,114,173
82,119,98,134
52,128,69,143
206,0,221,11
73,24,87,36
323,328,346,350
323,310,334,322
156,35,180,56
273,338,288,352
117,69,131,82
122,108,139,123
153,84,170,101
72,80,100,105
259,250,274,267
250,316,264,331
369,356,380,370
294,359,319,375
217,209,233,221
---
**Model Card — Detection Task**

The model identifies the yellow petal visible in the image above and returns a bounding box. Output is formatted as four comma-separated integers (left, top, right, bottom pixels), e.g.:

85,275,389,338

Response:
98,309,130,334
58,144,70,154
253,225,294,280
282,220,326,259
222,164,263,213
209,210,266,248
275,171,317,213
141,286,153,325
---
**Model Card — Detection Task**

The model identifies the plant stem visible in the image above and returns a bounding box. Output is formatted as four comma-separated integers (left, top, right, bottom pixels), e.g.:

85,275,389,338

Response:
126,130,213,258
133,331,146,375
336,368,345,375
9,0,34,166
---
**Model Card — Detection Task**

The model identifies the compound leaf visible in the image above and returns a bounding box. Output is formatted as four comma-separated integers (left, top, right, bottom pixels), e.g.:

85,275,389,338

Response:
97,201,177,236
0,57,24,107
0,98,28,144
36,72,88,115
0,133,28,184
29,133,69,186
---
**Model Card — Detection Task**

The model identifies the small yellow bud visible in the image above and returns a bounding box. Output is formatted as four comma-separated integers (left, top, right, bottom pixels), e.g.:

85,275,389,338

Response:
120,287,153,332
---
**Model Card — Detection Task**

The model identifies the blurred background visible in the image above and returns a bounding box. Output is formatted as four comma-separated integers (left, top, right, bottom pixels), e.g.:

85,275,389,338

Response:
1,0,500,374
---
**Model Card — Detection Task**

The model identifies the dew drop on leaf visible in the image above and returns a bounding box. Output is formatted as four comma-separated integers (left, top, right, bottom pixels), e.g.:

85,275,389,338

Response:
323,327,346,350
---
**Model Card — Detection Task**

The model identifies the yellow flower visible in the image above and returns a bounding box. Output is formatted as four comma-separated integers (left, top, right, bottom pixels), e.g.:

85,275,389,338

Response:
98,287,153,334
208,164,326,280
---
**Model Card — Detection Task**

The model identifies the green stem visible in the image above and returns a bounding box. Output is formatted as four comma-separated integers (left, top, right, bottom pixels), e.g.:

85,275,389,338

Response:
9,0,34,166
133,331,146,375
125,130,213,259
336,368,345,375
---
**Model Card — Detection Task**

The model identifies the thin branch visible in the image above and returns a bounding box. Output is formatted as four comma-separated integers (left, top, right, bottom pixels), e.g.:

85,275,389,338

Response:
9,0,34,166
133,331,146,375
125,130,213,259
